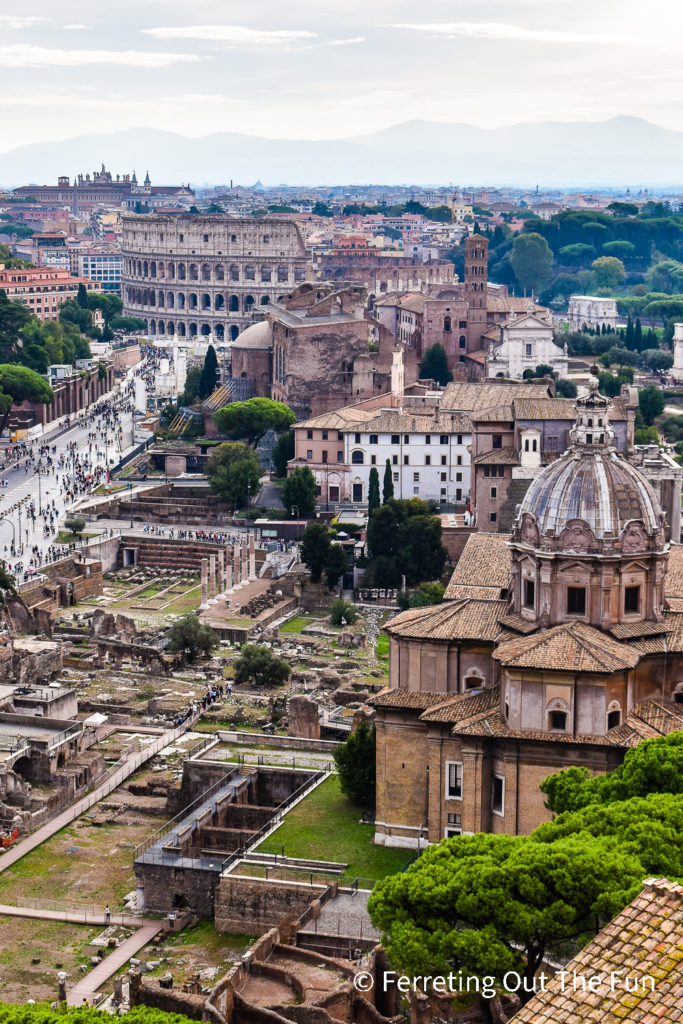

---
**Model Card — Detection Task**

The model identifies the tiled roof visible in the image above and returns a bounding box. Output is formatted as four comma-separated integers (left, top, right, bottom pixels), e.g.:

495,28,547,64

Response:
486,296,545,314
627,611,683,654
447,584,504,601
470,405,515,423
367,688,450,711
440,381,552,413
512,396,577,421
385,599,507,642
363,409,471,433
665,543,683,599
419,686,499,723
609,619,670,640
295,405,384,430
473,446,518,465
493,621,641,673
454,708,623,746
510,877,683,1024
497,613,538,635
444,533,512,599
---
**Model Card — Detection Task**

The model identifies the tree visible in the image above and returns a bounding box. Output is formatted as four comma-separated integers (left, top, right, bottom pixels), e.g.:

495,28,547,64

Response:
324,543,348,589
63,516,86,538
334,720,376,808
510,233,553,295
382,459,394,503
272,429,294,477
198,344,218,400
233,644,290,686
637,385,665,425
397,581,445,611
541,732,683,814
330,596,358,625
592,256,626,290
166,613,218,662
312,201,333,217
0,560,16,597
281,466,318,518
368,467,380,513
419,343,453,385
0,364,54,435
301,523,331,582
640,350,673,377
0,290,33,361
206,442,261,507
554,378,577,397
76,282,90,308
607,346,638,367
369,831,643,1017
59,298,93,335
110,315,146,334
367,498,448,588
213,397,296,447
86,291,123,341
179,365,202,406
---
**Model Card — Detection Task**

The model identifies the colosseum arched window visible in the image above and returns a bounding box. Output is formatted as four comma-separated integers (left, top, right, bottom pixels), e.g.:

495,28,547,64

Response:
178,264,186,280
189,293,198,310
215,265,225,282
167,292,175,308
158,263,165,279
157,291,164,307
178,323,186,337
215,324,224,340
150,319,156,334
229,295,239,312
150,261,157,278
230,265,239,281
261,266,272,282
277,265,288,282
245,295,255,311
148,291,155,306
201,324,211,336
189,264,198,281
177,294,185,310
167,321,174,335
215,295,225,311
143,260,148,276
167,262,175,279
189,323,197,337
230,325,239,341
158,321,165,335
261,295,270,305
201,264,211,281
295,266,305,282
245,265,255,281
202,294,211,309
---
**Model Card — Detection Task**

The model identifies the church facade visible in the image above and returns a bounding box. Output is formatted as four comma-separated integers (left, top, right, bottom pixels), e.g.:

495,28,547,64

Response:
371,381,683,847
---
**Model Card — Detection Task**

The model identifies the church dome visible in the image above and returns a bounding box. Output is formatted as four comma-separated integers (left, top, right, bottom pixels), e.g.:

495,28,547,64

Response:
515,380,664,546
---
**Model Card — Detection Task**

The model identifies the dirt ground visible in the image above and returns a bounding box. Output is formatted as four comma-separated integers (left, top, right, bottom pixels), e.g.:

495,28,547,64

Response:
0,916,101,1003
125,921,252,989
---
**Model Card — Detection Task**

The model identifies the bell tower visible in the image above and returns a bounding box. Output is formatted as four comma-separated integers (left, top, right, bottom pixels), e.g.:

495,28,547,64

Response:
465,234,488,353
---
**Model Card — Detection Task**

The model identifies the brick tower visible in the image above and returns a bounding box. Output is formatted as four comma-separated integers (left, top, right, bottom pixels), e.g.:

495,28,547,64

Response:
465,234,489,353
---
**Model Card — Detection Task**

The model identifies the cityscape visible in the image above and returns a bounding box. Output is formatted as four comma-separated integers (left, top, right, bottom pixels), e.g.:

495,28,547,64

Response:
0,2,682,1024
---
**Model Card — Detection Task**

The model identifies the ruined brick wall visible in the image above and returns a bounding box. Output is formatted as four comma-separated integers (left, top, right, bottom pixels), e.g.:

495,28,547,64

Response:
134,860,221,917
215,875,326,936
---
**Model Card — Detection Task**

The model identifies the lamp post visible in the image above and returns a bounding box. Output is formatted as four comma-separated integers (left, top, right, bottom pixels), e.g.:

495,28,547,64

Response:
245,480,251,543
37,463,42,514
0,516,16,557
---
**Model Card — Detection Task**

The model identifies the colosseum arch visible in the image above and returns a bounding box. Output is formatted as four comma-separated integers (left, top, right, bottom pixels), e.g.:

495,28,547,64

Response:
189,322,197,337
229,295,239,312
158,263,165,279
167,262,175,279
143,260,148,276
230,265,240,281
189,263,198,281
189,293,198,310
201,264,211,281
215,295,225,311
150,319,157,334
215,324,224,340
157,291,164,307
261,295,270,305
200,324,211,336
245,295,255,311
230,325,239,340
261,266,272,282
202,293,211,309
150,260,157,278
178,293,185,309
167,292,175,308
178,263,186,280
158,321,166,334
167,321,175,335
215,264,225,281
178,323,186,337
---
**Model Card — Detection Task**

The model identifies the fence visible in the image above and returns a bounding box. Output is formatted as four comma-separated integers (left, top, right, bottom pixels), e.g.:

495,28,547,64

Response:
14,896,142,926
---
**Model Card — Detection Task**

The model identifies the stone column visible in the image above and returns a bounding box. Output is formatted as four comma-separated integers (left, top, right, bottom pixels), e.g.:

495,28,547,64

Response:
225,561,233,591
233,544,241,586
248,533,256,580
201,557,209,606
242,541,249,582
217,549,225,592
209,554,217,599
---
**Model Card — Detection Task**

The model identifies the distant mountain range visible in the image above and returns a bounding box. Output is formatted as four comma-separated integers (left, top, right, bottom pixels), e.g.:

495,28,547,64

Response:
1,117,683,190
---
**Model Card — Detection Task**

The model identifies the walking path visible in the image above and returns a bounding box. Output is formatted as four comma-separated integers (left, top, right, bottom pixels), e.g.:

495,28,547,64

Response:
0,903,142,928
67,920,162,1006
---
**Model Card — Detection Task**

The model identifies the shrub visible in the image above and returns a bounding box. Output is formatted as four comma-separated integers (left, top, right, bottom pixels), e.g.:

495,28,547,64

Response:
330,598,358,626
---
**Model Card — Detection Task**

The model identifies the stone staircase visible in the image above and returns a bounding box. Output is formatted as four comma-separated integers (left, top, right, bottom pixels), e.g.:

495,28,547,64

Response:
118,536,232,573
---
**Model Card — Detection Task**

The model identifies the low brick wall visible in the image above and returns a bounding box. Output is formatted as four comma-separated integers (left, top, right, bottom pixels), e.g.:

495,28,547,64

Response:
135,860,222,917
215,875,329,936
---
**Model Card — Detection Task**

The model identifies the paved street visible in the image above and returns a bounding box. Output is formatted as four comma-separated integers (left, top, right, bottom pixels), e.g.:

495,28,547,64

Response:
0,367,144,576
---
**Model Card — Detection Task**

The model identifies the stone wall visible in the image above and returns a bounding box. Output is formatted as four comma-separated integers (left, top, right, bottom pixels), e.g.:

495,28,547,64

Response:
135,860,222,917
215,875,327,936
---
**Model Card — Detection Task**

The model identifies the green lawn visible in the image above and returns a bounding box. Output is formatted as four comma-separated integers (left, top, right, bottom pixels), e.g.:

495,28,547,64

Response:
375,631,390,661
280,616,315,633
256,775,411,883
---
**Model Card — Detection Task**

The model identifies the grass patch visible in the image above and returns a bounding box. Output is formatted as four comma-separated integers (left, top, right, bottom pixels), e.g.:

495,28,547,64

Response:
280,616,315,634
375,631,389,661
55,531,96,544
256,775,411,883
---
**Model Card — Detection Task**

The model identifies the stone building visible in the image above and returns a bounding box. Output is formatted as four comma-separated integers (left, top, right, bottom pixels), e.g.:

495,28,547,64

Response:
568,294,619,332
371,383,683,848
121,214,313,343
484,311,568,380
11,167,194,213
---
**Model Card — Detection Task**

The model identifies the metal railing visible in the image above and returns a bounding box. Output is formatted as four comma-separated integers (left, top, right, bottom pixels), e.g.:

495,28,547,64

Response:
14,895,142,925
47,722,83,749
133,768,238,860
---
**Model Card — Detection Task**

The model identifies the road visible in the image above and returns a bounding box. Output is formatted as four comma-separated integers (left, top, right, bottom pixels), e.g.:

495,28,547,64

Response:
0,367,144,577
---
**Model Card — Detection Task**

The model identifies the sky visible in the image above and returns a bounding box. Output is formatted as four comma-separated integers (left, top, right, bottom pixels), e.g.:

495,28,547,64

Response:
1,0,682,152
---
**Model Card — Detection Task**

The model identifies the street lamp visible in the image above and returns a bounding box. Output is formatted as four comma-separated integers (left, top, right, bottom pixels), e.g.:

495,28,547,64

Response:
0,516,16,557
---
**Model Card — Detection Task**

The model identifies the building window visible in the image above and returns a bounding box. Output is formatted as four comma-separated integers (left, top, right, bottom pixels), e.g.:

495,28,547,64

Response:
425,455,431,466
525,344,532,357
351,450,364,465
456,472,462,482
524,579,535,608
492,435,502,450
456,487,462,500
322,450,328,463
445,813,462,838
624,586,640,614
355,432,361,444
457,435,463,445
549,710,568,731
567,586,586,615
337,432,343,441
491,774,505,815
459,320,467,329
413,472,420,482
403,455,409,465
371,455,376,465
307,430,313,439
369,434,378,445
607,705,621,729
404,434,409,444
457,455,462,465
440,487,446,496
490,512,497,523
490,486,497,498
337,451,343,462
306,450,313,460
440,434,448,444
425,434,431,445
393,472,399,481
459,336,466,349
322,430,328,440
441,455,447,466
445,761,463,799
441,472,447,481
391,434,400,445
392,455,398,465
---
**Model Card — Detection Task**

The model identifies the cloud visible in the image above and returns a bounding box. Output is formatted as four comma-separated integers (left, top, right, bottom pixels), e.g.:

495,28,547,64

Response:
61,24,89,31
0,16,50,29
327,36,366,46
141,25,317,49
391,22,619,45
0,45,202,68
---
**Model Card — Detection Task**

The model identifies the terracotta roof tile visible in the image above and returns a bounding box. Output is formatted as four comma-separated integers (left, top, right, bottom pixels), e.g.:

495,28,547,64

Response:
385,599,507,642
419,686,499,723
473,446,519,465
609,619,671,640
453,708,623,745
493,621,641,673
665,544,683,600
444,533,512,599
367,688,450,711
511,878,683,1024
440,380,552,413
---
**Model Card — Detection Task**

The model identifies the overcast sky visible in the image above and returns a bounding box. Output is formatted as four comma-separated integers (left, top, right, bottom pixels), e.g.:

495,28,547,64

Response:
1,0,681,152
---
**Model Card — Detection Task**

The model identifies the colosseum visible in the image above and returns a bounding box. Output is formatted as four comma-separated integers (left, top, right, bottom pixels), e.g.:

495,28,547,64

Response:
121,214,313,341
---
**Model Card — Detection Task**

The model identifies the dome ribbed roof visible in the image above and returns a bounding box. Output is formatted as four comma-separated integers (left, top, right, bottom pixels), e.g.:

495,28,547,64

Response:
518,448,662,540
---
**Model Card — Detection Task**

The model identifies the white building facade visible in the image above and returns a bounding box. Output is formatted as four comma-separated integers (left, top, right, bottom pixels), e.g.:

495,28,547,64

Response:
568,295,619,332
486,313,568,380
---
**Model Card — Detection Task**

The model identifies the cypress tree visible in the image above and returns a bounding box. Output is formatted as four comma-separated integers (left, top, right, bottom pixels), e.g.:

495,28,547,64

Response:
198,344,219,399
634,317,643,351
382,459,394,503
77,283,89,309
368,466,380,513
625,314,635,350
